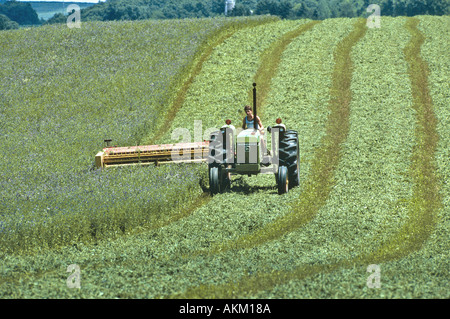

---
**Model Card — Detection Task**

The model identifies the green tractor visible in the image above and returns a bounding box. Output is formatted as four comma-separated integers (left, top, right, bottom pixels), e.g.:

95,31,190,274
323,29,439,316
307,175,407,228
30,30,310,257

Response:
208,83,300,195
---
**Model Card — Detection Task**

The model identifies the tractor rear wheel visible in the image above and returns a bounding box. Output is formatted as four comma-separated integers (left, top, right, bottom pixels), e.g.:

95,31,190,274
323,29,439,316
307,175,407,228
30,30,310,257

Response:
279,130,300,188
277,165,288,195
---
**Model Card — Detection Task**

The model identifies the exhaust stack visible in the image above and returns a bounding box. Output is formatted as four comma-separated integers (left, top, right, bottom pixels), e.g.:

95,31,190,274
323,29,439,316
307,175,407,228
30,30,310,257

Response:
253,82,258,130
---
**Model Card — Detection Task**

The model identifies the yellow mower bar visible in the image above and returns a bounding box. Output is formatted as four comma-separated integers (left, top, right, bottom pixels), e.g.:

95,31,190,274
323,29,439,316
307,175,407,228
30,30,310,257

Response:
95,141,209,168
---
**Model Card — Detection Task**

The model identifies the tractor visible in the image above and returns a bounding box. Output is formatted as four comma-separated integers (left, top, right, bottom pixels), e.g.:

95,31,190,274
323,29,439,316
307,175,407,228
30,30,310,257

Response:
208,83,300,195
94,83,300,195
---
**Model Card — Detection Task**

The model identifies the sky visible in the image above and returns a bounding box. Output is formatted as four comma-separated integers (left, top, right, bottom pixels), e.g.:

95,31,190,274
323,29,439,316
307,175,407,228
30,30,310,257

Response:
17,1,106,3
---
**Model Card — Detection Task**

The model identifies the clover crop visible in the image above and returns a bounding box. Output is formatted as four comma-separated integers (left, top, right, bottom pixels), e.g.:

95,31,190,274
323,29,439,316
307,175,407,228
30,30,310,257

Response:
0,15,447,299
0,16,275,254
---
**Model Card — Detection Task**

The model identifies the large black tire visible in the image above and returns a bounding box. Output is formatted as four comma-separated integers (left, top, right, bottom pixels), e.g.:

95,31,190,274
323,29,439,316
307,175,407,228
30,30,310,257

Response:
209,131,231,194
277,165,288,195
209,166,220,195
279,130,300,188
220,169,231,192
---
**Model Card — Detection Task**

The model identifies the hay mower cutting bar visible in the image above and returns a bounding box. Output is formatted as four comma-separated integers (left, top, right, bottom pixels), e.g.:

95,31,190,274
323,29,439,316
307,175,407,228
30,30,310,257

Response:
95,141,209,168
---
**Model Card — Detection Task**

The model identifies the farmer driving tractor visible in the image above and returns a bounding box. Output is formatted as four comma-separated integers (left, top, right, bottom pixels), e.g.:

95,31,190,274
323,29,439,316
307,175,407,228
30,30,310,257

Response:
242,105,264,131
242,105,268,155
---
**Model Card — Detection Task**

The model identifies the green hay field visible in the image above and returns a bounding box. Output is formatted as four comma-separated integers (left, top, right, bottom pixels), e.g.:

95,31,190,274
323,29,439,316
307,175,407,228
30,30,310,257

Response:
0,15,448,298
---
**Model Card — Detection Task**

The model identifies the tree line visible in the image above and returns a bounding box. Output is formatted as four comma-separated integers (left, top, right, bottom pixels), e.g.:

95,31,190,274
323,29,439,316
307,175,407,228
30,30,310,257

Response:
1,0,448,30
50,0,449,23
231,0,449,19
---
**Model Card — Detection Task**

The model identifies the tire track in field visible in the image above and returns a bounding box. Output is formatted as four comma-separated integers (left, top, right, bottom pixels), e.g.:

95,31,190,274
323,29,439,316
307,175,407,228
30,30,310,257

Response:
359,17,442,263
205,18,367,255
249,20,322,118
173,17,443,298
147,20,277,146
179,20,322,259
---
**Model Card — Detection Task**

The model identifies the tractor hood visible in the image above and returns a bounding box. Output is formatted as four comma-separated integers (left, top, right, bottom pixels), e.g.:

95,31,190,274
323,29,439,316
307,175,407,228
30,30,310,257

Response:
237,129,261,143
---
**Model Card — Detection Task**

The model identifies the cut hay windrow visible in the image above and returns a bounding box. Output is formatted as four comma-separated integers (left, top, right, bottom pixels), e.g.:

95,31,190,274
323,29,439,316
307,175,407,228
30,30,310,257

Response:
364,17,442,262
146,16,279,145
174,18,369,298
249,20,322,117
417,14,450,257
173,17,446,298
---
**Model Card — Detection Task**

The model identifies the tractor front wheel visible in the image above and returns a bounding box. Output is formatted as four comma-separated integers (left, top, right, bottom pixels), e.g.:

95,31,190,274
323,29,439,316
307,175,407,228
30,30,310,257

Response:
209,166,220,195
221,170,231,192
277,165,288,195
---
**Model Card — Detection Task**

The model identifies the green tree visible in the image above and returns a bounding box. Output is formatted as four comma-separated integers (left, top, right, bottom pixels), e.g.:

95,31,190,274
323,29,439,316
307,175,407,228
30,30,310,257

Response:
194,1,211,17
298,0,321,19
291,2,307,18
382,0,395,16
317,0,332,19
428,0,450,15
278,0,293,19
394,0,408,16
255,0,277,15
211,0,225,14
229,3,252,16
339,0,356,17
0,0,40,25
0,13,19,30
403,0,449,16
406,0,428,15
328,0,342,17
46,12,65,24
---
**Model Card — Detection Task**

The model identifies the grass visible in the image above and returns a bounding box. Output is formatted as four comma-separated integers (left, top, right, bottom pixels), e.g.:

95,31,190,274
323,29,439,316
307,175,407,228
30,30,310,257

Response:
249,20,321,116
0,16,275,255
145,16,279,145
367,17,442,262
202,18,366,255
152,19,311,144
0,16,448,299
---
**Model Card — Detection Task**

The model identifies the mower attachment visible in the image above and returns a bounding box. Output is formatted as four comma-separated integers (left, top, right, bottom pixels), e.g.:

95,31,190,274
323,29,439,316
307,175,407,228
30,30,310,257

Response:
95,141,209,168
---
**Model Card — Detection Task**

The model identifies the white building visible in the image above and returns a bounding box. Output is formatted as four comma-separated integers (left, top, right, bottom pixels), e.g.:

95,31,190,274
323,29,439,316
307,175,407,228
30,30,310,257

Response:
225,0,235,15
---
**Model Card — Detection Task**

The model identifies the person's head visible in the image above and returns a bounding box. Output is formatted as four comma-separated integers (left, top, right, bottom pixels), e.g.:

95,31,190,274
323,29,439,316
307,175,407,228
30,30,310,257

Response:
244,105,252,116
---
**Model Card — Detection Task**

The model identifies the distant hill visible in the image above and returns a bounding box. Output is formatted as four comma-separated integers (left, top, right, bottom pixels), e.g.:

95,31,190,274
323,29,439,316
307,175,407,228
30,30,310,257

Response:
26,1,98,21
